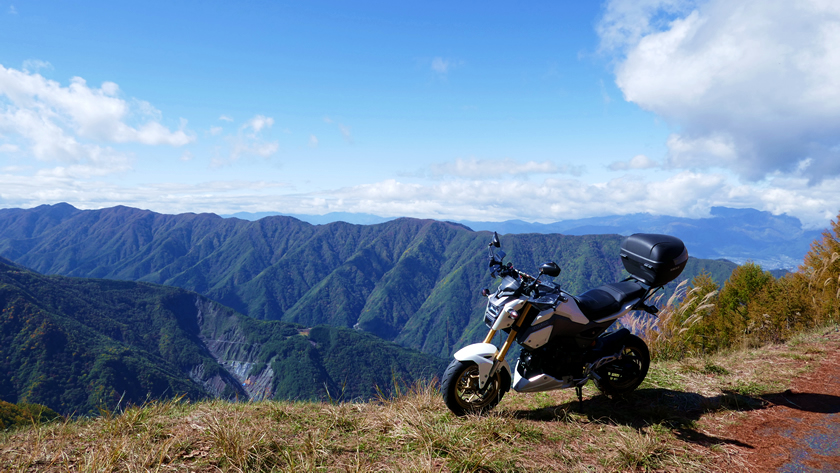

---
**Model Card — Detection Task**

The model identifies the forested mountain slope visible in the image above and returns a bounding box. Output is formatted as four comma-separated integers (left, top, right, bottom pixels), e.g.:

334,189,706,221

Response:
0,204,735,358
0,258,445,415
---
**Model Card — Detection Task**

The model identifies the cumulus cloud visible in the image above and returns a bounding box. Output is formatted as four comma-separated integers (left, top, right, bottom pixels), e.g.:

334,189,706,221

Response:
609,154,659,171
430,157,583,178
597,0,696,54
242,115,274,134
210,114,279,165
0,64,194,178
237,141,279,158
0,65,193,147
599,0,840,182
1,169,836,229
291,172,834,228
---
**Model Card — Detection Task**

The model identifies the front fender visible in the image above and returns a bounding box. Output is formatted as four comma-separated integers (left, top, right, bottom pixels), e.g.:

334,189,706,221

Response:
453,343,512,390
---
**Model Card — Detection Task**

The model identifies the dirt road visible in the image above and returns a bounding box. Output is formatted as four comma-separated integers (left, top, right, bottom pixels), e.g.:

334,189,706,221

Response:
712,330,840,472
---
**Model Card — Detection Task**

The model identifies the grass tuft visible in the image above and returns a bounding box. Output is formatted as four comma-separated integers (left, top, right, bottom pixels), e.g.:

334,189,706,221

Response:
1,325,837,472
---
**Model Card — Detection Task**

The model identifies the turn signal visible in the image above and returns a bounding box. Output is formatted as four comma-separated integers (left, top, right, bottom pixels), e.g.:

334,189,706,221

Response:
509,309,520,320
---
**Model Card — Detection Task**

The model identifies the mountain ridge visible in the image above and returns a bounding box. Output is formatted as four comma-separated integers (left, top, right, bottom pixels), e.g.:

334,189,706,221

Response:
0,204,736,359
0,257,446,415
224,206,817,270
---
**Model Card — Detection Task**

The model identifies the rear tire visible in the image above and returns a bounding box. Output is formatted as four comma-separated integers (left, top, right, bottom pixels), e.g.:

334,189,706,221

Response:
441,359,509,416
594,334,650,396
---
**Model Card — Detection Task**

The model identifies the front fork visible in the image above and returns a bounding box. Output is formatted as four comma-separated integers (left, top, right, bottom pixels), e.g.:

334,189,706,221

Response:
453,304,531,390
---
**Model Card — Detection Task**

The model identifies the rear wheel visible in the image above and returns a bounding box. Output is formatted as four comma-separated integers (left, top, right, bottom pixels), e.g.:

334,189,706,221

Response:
594,335,650,396
441,359,508,416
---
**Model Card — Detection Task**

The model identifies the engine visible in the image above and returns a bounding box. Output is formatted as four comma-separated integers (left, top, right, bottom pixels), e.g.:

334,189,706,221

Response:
518,340,585,380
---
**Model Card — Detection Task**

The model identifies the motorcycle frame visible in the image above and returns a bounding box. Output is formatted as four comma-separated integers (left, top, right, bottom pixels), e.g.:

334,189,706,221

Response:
457,282,652,393
455,233,656,393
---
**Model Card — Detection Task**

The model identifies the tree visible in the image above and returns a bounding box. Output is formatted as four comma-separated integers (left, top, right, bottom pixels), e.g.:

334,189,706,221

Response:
677,271,721,354
800,211,840,323
716,262,774,347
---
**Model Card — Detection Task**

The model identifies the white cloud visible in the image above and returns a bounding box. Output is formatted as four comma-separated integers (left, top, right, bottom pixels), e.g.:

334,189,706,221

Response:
597,0,696,54
298,173,836,228
21,59,52,73
599,79,612,104
321,116,353,143
0,169,836,229
431,157,583,178
0,171,293,214
242,115,274,134
431,57,451,74
338,123,352,144
210,114,279,164
209,126,223,136
309,135,318,148
0,143,19,153
0,64,193,179
219,115,233,122
430,57,463,76
609,154,659,171
599,0,840,182
0,66,194,147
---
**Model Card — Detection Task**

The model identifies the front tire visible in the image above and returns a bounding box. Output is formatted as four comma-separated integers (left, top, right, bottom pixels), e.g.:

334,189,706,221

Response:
441,359,509,416
594,334,650,396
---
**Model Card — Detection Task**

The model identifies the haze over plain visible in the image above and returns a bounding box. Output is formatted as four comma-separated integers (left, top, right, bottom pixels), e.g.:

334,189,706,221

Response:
1,0,839,229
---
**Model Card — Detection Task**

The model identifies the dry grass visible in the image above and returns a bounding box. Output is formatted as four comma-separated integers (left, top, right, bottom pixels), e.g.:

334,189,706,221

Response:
2,323,837,472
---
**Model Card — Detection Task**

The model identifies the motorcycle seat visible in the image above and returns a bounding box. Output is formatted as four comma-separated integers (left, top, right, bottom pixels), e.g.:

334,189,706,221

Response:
575,281,645,320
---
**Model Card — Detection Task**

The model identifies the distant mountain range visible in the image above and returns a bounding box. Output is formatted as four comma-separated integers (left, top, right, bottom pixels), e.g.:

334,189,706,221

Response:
227,211,393,226
0,257,445,415
0,204,735,361
226,207,821,270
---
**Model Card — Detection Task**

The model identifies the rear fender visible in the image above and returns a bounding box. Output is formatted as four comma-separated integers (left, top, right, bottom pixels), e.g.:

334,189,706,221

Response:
599,328,636,353
453,343,512,390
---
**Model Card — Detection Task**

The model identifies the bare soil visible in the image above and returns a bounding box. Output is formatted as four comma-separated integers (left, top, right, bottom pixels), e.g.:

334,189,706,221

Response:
710,329,840,472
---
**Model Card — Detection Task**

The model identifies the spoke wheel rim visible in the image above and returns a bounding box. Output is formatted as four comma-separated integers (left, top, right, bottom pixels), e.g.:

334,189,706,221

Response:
454,364,499,410
602,347,644,389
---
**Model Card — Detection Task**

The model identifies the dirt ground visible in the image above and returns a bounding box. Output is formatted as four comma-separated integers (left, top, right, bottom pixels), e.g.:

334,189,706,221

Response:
710,330,840,472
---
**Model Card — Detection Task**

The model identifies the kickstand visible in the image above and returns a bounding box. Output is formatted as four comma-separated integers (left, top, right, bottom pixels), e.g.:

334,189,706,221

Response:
575,385,584,413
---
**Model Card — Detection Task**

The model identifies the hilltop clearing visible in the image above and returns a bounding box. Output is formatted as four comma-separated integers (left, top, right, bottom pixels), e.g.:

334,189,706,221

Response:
2,324,836,472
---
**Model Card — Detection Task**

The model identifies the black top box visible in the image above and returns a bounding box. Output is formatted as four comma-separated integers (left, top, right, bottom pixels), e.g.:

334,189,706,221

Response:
620,234,688,287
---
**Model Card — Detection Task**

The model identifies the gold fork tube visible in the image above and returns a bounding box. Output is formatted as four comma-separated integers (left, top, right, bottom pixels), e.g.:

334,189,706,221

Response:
483,330,497,344
495,330,518,362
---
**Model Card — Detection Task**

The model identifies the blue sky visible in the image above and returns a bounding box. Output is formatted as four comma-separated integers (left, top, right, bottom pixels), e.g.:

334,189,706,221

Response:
1,0,839,228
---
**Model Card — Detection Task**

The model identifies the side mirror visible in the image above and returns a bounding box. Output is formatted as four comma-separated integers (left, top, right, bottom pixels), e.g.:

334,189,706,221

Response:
539,262,561,278
490,232,501,248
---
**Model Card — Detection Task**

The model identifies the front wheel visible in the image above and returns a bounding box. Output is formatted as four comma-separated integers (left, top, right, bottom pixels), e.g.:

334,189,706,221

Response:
594,334,650,396
441,359,509,416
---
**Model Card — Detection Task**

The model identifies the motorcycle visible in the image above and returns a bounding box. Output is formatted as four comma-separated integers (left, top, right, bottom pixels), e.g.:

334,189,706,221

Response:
441,231,688,416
